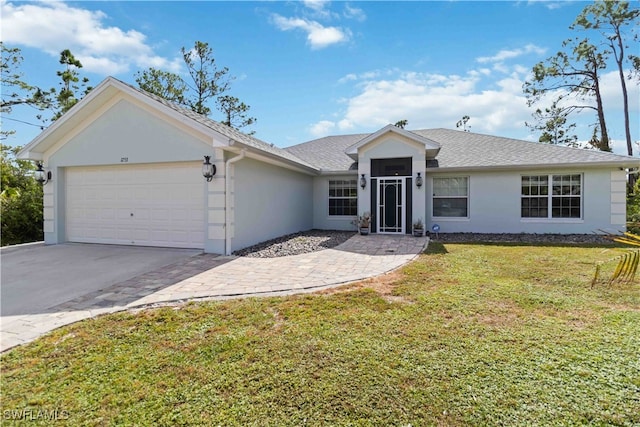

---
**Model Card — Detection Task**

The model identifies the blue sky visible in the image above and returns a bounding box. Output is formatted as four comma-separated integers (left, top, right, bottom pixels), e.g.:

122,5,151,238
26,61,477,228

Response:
2,0,638,154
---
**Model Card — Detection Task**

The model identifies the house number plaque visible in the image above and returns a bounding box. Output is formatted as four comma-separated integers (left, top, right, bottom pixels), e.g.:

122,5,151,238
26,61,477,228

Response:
120,157,128,163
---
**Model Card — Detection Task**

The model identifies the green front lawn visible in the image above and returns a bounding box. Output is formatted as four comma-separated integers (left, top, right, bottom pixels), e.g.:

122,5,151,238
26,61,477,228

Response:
2,243,639,426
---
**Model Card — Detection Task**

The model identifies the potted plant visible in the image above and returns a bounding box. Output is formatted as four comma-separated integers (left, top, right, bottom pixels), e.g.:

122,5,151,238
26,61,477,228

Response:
412,218,424,237
357,212,372,235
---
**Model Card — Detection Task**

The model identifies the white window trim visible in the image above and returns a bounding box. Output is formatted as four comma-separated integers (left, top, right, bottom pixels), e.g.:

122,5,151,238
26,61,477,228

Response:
521,218,584,224
328,179,358,217
432,176,470,219
327,215,357,221
520,173,583,221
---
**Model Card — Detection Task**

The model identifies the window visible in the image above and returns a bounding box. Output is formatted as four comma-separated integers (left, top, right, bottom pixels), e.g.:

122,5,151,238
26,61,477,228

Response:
521,175,549,218
521,174,582,219
329,180,357,216
433,177,469,217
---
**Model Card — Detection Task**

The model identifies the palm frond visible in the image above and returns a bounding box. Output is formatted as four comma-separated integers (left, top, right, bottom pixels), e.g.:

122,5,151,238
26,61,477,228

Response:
593,231,640,286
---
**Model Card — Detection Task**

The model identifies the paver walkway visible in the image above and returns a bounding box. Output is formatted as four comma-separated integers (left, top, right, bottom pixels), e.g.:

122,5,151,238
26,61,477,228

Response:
1,234,427,352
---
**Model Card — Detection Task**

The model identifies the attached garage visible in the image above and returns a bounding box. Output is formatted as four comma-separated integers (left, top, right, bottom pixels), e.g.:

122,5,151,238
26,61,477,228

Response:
17,77,319,254
66,162,205,249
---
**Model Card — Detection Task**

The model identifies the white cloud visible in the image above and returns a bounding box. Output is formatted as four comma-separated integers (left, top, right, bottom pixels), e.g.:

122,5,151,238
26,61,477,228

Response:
343,4,366,21
309,120,337,137
271,14,350,49
309,65,535,138
303,0,331,14
600,70,640,112
338,73,358,84
476,44,547,64
1,1,182,75
526,1,568,10
350,45,635,155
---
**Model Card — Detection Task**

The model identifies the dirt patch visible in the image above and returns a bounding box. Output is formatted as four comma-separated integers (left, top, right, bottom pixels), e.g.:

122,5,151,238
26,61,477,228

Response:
318,269,413,303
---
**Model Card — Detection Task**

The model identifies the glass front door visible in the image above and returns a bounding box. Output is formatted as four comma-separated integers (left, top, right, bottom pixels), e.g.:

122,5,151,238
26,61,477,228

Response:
377,178,404,234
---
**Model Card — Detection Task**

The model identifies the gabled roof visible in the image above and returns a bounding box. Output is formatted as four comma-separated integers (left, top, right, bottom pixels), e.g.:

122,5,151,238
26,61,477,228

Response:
286,128,639,172
117,79,317,171
19,77,318,173
343,124,441,160
20,76,638,173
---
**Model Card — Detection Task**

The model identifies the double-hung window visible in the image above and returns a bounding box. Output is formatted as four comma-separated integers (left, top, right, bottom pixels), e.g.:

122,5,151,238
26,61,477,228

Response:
521,174,582,219
328,179,357,216
432,177,469,218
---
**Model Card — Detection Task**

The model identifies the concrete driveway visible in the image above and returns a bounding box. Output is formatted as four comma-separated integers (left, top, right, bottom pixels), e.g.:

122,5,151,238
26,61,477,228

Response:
1,235,427,352
1,243,201,317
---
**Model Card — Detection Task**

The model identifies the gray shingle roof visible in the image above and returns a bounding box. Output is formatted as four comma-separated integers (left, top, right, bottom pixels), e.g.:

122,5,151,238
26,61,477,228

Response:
285,134,364,171
115,77,639,172
285,128,638,172
116,78,317,171
414,128,636,169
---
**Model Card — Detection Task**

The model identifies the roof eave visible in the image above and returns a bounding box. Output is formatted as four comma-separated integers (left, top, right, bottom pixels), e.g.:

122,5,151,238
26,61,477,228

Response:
17,77,120,160
229,140,320,175
318,169,359,175
427,160,640,173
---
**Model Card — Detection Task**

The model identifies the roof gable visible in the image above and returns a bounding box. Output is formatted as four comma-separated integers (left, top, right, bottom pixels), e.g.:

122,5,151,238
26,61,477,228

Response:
18,77,318,173
344,124,441,160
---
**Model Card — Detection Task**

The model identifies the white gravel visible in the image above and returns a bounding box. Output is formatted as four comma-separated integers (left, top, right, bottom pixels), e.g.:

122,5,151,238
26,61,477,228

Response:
433,233,613,245
234,231,615,258
233,230,356,258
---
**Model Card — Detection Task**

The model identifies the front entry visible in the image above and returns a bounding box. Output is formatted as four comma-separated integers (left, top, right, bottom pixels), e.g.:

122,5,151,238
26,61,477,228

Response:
377,178,405,234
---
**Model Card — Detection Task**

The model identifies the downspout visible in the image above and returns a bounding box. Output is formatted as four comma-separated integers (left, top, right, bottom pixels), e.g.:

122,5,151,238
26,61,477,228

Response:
225,149,246,255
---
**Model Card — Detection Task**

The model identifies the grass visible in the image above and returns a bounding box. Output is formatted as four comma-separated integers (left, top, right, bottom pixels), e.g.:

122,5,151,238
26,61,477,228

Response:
1,242,639,426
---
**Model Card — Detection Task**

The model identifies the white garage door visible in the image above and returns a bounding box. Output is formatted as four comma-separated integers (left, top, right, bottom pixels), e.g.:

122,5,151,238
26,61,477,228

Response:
66,162,205,249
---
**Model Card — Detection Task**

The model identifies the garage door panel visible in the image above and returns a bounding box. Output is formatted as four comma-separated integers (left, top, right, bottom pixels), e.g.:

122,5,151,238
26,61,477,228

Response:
66,163,205,249
190,209,204,221
134,209,150,221
134,187,151,201
84,208,100,220
132,229,150,241
171,209,187,222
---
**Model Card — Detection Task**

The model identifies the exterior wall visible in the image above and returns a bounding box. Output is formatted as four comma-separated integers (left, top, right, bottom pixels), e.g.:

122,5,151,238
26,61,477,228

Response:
43,98,216,247
232,157,313,251
426,168,625,234
48,99,212,166
357,134,426,233
204,148,226,254
312,175,359,231
610,170,627,227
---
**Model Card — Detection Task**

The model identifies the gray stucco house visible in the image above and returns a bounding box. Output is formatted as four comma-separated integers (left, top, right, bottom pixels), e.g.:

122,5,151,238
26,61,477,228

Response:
18,77,639,254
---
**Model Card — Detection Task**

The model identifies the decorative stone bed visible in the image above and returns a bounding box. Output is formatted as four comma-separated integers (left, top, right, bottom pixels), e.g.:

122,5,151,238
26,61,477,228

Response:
434,233,613,245
233,230,356,258
233,230,614,258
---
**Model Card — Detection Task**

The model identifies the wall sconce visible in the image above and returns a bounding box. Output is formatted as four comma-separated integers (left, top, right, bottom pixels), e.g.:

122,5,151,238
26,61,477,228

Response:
416,172,423,188
360,174,367,189
35,162,52,185
202,156,216,182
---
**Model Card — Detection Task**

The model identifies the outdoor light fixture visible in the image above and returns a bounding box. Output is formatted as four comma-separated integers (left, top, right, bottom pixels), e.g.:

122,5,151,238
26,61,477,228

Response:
202,155,216,182
360,174,367,190
416,172,423,188
34,162,51,185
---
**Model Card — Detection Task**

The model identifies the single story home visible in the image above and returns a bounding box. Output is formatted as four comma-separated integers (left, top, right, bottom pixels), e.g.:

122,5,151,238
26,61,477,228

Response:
18,77,639,254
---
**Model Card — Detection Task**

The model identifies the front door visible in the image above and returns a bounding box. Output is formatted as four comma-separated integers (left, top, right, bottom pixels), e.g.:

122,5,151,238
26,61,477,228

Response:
377,178,405,234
